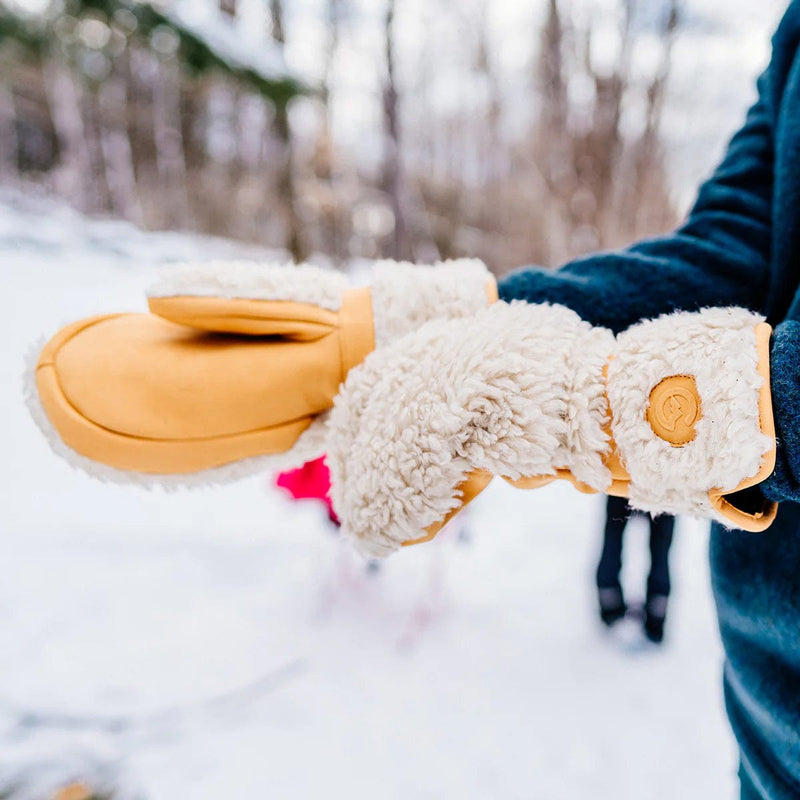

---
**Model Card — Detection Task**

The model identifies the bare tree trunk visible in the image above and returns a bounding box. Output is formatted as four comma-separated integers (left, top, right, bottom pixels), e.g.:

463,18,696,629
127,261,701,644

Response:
539,0,567,133
152,57,190,228
588,0,634,245
381,0,410,260
312,0,344,261
533,0,572,262
322,0,340,138
474,0,503,242
628,0,680,234
45,63,93,209
0,80,17,182
10,61,59,175
125,45,161,226
80,82,114,214
179,77,207,173
219,0,237,17
270,0,307,262
216,0,248,217
98,54,143,223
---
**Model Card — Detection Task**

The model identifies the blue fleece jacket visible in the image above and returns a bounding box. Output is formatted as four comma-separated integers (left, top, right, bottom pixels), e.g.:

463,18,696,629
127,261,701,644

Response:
498,5,800,798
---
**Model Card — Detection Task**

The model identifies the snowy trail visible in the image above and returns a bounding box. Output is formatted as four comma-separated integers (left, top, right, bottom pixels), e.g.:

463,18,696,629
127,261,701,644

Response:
0,189,735,798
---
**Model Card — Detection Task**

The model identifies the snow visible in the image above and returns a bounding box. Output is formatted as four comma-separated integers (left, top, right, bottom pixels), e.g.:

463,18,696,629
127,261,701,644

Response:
0,188,738,798
166,0,293,86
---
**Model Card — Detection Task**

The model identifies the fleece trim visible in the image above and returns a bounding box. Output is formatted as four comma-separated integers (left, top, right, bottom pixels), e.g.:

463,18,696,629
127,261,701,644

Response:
30,260,495,489
148,261,348,310
368,259,495,346
608,307,773,523
327,301,613,557
148,258,494,348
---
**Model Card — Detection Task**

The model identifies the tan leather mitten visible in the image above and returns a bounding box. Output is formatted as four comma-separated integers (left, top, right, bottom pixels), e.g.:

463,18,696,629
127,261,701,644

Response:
31,260,496,479
327,302,777,557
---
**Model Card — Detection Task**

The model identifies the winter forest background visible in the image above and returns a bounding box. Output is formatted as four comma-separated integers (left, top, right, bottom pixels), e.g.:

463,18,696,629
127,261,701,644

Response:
0,0,779,270
0,1,788,799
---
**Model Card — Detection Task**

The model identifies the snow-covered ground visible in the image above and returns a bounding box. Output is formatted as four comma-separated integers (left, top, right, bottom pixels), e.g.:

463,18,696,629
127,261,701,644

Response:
0,188,737,798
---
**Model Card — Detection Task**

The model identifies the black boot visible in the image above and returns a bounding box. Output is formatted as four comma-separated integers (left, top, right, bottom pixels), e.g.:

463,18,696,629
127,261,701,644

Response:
643,594,668,643
598,586,627,626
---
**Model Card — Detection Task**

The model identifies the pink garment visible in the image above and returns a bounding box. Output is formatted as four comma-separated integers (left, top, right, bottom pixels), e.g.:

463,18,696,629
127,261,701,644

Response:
275,456,339,525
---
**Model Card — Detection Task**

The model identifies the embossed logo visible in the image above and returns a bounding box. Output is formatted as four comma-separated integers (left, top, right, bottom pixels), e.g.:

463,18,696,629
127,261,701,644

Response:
646,376,700,446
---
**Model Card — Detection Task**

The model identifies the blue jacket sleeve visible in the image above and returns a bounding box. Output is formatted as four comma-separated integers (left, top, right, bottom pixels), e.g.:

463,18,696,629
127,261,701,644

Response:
762,323,800,502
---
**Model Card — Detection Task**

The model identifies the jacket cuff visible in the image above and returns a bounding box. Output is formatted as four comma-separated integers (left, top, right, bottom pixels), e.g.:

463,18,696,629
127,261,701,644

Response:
761,320,800,502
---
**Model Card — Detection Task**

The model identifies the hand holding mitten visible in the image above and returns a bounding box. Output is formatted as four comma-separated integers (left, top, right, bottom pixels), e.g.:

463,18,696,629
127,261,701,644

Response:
327,302,776,557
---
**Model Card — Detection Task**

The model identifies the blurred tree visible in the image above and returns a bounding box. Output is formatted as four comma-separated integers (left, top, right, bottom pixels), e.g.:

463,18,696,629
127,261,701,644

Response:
0,0,680,271
308,0,346,262
622,0,680,237
0,0,306,237
529,0,679,263
269,0,307,261
381,0,410,260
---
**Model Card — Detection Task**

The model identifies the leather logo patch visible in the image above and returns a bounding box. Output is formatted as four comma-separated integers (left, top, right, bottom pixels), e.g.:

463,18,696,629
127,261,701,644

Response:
646,375,700,446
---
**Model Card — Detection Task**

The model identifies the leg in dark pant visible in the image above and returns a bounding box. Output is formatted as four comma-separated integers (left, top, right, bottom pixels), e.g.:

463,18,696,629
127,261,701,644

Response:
596,495,631,625
646,513,675,600
597,495,630,590
644,513,675,642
